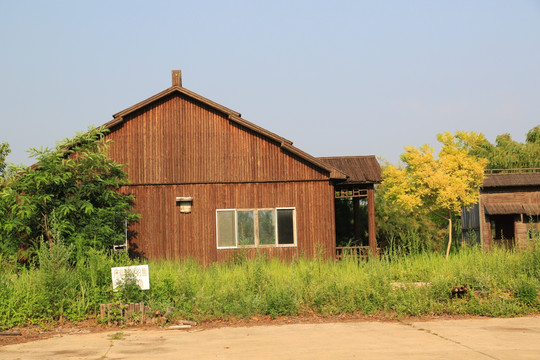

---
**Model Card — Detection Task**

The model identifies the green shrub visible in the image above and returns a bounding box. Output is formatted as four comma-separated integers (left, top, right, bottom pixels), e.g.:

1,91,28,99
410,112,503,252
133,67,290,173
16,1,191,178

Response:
36,240,74,321
513,277,539,306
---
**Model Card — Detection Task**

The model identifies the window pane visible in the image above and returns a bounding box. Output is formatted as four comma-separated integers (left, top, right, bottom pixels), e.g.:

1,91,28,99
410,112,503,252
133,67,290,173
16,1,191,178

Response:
258,210,276,245
238,211,255,246
217,211,235,247
277,209,295,245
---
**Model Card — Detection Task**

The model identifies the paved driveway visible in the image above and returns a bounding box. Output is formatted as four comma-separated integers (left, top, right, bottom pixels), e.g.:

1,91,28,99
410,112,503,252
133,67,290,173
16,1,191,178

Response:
1,316,539,359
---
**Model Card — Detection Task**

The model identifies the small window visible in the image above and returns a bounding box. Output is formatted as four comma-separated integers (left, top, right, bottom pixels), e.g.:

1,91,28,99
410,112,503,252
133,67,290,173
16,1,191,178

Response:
176,197,193,213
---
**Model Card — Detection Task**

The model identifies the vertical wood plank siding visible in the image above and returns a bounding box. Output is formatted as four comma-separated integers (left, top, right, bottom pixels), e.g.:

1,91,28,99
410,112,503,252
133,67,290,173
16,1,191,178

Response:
121,181,335,263
107,93,327,184
106,93,335,263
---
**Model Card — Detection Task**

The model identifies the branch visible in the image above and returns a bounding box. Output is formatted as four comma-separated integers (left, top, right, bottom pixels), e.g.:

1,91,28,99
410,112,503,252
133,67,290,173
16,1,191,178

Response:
422,204,451,222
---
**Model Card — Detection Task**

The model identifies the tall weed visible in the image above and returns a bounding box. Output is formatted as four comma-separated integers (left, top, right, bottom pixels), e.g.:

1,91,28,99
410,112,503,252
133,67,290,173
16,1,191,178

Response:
36,240,74,321
1,239,539,329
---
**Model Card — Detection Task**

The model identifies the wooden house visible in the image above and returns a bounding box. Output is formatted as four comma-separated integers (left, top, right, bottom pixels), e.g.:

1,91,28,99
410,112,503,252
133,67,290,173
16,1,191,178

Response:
101,70,381,263
462,170,540,249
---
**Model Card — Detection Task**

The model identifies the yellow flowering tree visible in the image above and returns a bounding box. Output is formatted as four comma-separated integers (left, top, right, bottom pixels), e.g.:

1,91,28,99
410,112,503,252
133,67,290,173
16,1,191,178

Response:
383,131,487,258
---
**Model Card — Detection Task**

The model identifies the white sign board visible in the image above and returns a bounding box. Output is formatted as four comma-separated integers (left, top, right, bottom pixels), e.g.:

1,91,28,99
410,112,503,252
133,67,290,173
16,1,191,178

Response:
111,265,150,290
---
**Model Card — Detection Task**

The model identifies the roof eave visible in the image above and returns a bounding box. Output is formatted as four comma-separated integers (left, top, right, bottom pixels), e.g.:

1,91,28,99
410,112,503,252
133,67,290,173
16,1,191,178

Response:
228,114,293,146
317,155,382,183
280,143,347,180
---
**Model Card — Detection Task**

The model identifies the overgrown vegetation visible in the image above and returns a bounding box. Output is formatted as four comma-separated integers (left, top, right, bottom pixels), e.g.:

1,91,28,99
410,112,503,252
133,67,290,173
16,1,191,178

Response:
382,131,487,258
1,239,539,330
376,125,540,253
0,127,139,261
1,120,539,331
376,181,447,253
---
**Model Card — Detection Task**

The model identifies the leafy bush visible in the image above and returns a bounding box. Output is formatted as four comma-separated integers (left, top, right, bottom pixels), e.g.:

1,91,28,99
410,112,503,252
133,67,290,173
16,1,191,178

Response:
0,127,139,260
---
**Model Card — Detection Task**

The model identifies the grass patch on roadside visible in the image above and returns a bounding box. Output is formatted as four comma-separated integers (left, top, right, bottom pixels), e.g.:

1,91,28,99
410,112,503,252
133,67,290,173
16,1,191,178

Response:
1,238,539,329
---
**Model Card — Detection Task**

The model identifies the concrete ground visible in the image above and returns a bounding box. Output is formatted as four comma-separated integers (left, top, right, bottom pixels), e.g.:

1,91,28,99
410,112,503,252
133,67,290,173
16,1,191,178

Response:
1,316,539,360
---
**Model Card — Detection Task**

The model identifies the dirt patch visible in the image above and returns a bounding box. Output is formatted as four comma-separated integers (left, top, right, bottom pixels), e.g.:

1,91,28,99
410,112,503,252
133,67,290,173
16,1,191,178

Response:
0,320,108,347
1,312,535,347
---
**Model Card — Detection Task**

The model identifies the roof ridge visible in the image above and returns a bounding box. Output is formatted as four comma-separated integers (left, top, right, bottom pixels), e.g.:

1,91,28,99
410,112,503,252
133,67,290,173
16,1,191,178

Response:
111,86,241,120
318,155,377,160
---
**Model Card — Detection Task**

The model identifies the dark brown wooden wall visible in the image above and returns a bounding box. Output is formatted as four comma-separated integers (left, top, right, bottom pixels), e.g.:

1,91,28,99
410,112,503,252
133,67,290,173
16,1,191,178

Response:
122,181,335,263
105,93,336,263
106,93,328,185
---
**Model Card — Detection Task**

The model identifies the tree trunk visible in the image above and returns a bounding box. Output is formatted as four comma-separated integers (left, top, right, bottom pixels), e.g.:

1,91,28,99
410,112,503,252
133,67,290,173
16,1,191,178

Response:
445,213,452,259
42,212,53,245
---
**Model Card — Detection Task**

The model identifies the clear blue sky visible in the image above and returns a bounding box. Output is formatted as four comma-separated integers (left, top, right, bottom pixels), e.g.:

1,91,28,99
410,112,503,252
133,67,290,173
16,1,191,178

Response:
1,0,539,166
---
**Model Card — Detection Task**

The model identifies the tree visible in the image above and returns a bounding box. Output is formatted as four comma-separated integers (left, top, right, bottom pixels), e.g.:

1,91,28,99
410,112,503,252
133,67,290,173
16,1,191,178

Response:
383,132,487,258
463,125,540,169
0,127,139,259
376,176,447,254
0,142,11,256
0,142,9,180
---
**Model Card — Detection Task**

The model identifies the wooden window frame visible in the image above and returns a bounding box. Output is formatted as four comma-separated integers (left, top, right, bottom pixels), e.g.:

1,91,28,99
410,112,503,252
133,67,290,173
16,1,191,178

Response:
216,207,297,249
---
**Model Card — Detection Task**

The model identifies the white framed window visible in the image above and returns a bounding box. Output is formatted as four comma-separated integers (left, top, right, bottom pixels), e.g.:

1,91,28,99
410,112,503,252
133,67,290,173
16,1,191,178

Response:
216,207,296,249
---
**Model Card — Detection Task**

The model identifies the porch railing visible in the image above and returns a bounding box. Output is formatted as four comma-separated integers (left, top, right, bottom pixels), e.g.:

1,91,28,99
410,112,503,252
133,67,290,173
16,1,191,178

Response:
485,168,540,174
336,246,380,260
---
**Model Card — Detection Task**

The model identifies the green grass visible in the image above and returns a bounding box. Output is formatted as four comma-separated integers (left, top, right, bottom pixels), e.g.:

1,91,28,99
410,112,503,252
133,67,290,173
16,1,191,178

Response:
1,239,539,330
108,331,126,340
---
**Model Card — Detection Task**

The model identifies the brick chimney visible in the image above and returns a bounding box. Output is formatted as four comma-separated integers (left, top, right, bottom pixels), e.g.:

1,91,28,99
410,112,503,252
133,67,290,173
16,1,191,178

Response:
172,70,182,87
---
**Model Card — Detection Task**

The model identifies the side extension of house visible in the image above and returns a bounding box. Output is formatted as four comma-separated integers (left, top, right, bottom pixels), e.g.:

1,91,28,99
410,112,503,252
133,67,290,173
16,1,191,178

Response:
462,170,540,249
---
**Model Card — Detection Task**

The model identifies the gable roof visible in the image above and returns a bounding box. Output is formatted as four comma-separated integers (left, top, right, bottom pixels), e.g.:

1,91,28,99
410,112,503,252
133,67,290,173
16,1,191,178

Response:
317,156,382,184
484,202,540,216
103,85,241,128
101,72,347,180
483,172,540,188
